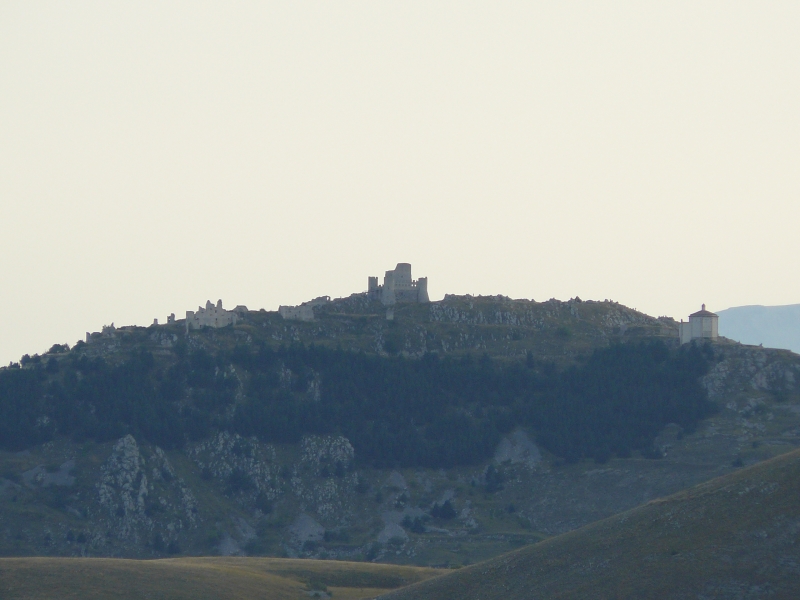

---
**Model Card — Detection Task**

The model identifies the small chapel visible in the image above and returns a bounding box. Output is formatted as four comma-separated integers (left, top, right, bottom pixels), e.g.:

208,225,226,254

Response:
679,304,719,344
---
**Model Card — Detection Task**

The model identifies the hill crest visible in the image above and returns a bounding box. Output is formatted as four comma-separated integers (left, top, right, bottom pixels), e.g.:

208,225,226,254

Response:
379,448,800,599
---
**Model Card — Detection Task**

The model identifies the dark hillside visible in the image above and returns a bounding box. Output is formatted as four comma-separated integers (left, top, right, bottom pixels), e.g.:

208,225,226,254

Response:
0,340,715,469
379,448,800,600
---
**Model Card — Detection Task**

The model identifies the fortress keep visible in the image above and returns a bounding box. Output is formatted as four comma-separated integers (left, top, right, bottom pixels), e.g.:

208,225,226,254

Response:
368,263,429,306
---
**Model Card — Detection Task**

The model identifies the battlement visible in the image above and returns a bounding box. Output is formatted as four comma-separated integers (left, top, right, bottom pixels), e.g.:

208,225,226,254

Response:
367,263,429,306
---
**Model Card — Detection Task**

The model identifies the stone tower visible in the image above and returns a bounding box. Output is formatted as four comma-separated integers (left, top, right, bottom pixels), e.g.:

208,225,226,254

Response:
367,263,429,306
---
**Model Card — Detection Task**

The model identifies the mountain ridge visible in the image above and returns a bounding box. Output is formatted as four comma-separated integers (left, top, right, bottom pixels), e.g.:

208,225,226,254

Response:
717,303,800,353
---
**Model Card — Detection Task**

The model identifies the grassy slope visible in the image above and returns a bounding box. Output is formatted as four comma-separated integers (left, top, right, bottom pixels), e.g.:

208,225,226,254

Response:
379,448,800,600
0,556,440,600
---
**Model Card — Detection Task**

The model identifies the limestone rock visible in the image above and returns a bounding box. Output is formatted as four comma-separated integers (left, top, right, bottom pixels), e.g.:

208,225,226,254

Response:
494,429,541,469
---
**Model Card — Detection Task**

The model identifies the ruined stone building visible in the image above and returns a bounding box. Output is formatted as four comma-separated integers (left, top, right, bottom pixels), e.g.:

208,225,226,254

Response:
679,304,719,344
368,263,429,306
186,300,238,332
279,296,331,321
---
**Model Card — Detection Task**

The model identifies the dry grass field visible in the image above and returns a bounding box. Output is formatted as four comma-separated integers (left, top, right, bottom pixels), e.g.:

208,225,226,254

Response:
379,448,800,600
0,556,441,600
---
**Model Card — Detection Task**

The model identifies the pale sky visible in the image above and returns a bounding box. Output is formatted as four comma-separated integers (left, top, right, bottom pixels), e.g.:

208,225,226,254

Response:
1,2,799,365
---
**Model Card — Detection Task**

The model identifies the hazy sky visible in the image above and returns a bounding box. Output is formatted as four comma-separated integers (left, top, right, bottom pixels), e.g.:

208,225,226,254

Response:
1,2,799,365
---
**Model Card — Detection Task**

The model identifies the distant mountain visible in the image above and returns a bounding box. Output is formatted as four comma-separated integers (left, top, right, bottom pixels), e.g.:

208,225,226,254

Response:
379,449,800,600
717,304,800,353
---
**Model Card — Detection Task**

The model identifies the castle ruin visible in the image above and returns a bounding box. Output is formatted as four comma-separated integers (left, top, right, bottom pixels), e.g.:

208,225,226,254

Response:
279,296,331,321
186,300,238,332
368,263,429,306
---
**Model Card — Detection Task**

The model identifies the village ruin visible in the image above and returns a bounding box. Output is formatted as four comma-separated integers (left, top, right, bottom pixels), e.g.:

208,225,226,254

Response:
185,300,246,332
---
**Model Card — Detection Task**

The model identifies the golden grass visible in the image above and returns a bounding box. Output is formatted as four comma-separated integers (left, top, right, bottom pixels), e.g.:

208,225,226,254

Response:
0,556,441,600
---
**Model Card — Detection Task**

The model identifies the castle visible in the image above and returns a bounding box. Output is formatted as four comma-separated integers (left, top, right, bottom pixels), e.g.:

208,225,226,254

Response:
279,263,429,320
186,300,240,332
368,263,429,306
679,304,719,344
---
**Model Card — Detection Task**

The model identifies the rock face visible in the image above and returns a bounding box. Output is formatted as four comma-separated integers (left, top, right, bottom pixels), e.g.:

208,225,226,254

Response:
703,344,800,400
94,435,198,550
494,430,541,469
377,522,408,545
289,514,325,546
191,432,281,500
98,435,149,540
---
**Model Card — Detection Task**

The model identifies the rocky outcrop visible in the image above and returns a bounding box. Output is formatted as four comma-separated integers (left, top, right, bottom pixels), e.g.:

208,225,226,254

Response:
703,345,800,401
494,430,541,469
97,435,198,548
98,435,149,540
292,435,358,520
190,432,281,500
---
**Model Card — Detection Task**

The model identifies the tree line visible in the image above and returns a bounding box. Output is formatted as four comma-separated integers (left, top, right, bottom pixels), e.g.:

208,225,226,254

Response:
0,340,716,467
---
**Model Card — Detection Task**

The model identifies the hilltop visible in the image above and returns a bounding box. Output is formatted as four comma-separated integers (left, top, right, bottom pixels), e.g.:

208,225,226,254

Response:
378,447,800,599
0,294,799,566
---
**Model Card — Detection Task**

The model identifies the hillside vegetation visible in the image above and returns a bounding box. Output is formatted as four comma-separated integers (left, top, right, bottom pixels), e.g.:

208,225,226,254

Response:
0,294,798,565
379,448,800,600
0,297,713,468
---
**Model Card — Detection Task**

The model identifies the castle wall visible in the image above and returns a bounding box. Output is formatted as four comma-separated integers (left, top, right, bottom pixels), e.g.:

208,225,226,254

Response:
416,277,429,303
186,300,238,331
279,296,330,321
393,263,412,287
679,321,692,344
381,270,396,306
367,263,429,306
393,288,420,303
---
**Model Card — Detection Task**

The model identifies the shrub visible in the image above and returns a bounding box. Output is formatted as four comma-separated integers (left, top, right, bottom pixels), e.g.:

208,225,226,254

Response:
485,464,504,493
402,515,427,533
430,499,457,520
226,469,255,494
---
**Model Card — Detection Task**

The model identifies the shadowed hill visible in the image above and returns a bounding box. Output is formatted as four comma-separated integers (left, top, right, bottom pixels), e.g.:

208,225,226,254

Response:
0,556,440,600
378,448,800,600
